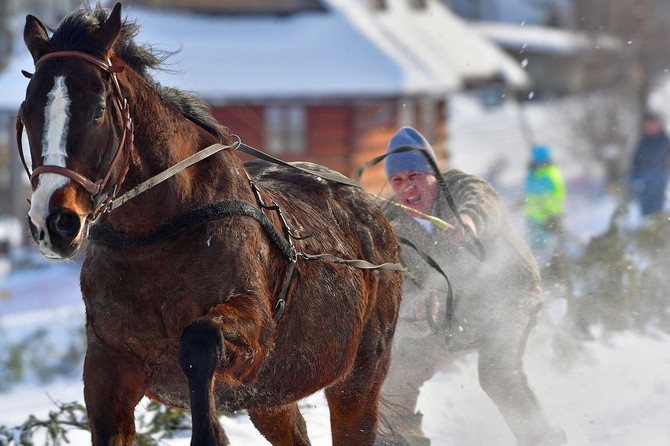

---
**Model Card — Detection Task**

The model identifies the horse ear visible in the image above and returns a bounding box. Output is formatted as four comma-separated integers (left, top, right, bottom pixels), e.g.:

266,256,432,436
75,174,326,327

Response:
24,14,51,63
92,2,122,55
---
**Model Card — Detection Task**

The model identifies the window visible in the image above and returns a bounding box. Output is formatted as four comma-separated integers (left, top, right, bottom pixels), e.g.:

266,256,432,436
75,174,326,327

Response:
265,105,306,155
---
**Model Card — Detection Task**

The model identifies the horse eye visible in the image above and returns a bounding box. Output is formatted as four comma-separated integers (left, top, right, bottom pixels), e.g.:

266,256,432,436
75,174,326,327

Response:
93,105,106,123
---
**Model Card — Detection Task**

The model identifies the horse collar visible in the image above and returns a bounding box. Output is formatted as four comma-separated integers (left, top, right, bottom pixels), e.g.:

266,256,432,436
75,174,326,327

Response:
88,198,297,321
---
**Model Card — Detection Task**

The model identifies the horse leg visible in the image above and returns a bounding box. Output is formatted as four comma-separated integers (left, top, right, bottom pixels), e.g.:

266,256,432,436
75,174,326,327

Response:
477,299,565,446
326,359,388,445
248,403,311,446
178,319,229,446
83,331,147,446
325,324,394,445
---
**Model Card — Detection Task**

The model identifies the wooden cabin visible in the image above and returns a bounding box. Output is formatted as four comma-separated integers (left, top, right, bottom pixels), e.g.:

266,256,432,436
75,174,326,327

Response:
211,98,448,192
121,0,528,191
0,0,528,200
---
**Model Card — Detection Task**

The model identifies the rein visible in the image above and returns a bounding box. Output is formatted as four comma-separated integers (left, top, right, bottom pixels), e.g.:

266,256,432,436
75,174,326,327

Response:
237,142,361,188
106,140,241,212
95,139,360,215
396,235,455,340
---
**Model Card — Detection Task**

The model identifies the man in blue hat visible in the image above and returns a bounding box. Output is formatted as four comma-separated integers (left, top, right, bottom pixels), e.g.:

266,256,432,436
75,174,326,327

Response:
377,127,564,446
383,127,477,237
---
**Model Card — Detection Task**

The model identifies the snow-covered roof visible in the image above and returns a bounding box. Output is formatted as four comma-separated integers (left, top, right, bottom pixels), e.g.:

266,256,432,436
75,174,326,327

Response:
0,0,529,109
473,21,621,56
332,0,530,89
130,5,454,102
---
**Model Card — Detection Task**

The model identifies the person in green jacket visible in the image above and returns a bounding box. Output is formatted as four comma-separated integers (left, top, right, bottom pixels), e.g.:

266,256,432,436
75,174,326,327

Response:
524,145,566,268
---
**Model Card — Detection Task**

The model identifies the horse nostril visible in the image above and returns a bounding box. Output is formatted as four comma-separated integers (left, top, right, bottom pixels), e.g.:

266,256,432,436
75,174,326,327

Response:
47,209,81,240
28,219,43,241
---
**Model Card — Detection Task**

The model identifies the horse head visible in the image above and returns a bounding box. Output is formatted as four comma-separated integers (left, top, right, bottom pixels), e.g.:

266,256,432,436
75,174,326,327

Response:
19,3,128,259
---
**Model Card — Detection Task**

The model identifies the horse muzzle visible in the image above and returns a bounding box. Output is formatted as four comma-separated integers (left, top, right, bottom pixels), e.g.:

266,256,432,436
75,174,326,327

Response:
29,206,88,259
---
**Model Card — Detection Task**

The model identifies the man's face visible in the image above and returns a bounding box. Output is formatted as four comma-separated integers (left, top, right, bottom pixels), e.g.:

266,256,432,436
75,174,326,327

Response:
644,119,662,136
389,171,439,217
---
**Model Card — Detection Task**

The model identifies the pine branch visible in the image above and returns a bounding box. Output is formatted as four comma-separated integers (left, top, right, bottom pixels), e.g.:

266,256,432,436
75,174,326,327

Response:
0,398,196,446
0,400,88,445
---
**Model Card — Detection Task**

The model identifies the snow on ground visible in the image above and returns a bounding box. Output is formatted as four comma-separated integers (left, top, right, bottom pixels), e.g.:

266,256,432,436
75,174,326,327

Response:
419,327,670,446
3,281,670,446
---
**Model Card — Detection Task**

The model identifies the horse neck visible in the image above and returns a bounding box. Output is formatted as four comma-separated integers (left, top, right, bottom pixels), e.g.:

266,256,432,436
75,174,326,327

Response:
103,71,252,234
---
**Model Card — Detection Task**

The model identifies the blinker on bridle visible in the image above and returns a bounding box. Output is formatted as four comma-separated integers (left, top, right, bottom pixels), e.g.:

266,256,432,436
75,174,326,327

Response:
16,50,134,220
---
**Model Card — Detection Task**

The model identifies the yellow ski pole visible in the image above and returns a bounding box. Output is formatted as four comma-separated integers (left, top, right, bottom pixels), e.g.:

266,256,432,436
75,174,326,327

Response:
373,195,454,230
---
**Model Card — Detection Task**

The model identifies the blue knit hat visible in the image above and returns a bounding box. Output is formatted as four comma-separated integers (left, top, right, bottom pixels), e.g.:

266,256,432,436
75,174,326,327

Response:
531,145,551,164
384,126,437,178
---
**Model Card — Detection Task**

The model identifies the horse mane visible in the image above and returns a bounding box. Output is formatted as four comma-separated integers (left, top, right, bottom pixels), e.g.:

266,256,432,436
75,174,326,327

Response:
51,4,227,141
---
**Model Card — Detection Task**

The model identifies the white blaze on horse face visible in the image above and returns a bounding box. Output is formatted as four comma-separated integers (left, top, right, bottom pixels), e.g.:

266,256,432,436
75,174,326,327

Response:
28,76,71,248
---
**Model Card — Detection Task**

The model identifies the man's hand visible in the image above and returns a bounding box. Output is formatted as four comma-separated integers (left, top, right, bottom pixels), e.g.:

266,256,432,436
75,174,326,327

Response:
446,213,477,244
413,291,440,323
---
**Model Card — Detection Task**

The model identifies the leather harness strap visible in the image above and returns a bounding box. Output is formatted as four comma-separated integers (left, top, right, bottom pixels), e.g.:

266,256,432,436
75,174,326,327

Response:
106,140,240,212
236,141,362,189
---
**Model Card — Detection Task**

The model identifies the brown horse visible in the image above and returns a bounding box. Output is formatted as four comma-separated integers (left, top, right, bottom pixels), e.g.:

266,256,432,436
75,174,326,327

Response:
17,3,402,445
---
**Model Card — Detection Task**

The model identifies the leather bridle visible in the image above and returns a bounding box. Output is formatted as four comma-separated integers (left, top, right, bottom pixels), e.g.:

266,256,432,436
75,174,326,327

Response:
16,50,134,219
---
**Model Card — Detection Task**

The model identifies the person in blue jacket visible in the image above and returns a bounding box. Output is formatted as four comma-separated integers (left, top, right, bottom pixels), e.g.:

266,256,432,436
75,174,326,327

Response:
630,112,670,217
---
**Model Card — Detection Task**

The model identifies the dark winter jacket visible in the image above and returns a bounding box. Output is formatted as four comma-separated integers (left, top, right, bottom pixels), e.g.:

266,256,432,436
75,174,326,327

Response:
383,169,541,347
631,132,670,176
